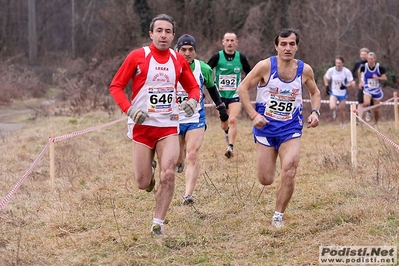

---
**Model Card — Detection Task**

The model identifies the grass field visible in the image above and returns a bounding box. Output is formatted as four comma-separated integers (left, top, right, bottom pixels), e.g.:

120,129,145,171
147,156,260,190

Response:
1,109,398,265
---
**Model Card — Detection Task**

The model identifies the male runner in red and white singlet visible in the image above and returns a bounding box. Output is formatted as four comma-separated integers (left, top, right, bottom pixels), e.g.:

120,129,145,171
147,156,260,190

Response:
109,14,200,237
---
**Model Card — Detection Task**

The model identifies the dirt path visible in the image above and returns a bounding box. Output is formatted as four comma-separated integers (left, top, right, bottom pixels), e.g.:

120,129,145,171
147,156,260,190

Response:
0,104,36,136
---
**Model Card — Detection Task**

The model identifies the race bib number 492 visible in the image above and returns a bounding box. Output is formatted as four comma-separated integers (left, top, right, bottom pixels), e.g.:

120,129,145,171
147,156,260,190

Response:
219,74,237,91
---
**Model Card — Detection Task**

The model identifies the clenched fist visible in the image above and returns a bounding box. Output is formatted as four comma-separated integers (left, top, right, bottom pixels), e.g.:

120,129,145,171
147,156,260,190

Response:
180,98,197,117
127,106,149,124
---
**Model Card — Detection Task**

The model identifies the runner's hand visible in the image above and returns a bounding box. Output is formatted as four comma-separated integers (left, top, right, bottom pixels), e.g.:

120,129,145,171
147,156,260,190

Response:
127,107,149,124
325,85,330,95
216,103,229,122
307,113,319,128
252,113,268,129
181,98,197,117
340,84,347,90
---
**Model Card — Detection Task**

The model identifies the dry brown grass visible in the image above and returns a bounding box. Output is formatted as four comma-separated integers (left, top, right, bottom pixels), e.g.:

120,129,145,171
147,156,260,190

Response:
1,110,399,265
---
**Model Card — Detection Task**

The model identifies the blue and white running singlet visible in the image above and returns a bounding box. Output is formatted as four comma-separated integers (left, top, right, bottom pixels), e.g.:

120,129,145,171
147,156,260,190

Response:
253,56,304,137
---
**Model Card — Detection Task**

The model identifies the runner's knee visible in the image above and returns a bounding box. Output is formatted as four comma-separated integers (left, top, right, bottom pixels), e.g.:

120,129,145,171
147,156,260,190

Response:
228,116,238,125
185,148,199,162
259,174,274,186
159,168,176,185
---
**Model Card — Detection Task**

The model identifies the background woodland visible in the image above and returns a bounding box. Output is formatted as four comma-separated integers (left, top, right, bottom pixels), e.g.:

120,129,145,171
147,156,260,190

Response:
1,2,399,264
0,0,398,113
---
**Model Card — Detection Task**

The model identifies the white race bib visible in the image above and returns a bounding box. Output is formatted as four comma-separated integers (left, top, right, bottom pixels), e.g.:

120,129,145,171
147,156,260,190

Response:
219,74,237,91
264,95,295,120
176,90,188,111
147,87,174,113
367,79,379,89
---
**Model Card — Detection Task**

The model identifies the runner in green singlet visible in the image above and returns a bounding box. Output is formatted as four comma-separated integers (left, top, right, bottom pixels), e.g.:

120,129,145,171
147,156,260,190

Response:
207,32,252,158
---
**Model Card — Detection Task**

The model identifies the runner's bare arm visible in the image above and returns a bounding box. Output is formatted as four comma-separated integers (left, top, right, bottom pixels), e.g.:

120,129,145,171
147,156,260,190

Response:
303,64,321,128
238,59,270,117
238,59,270,128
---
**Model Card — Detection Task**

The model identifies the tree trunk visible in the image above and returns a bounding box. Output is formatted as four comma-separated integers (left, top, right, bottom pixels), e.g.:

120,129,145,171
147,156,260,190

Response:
71,0,75,59
134,0,151,37
28,0,37,65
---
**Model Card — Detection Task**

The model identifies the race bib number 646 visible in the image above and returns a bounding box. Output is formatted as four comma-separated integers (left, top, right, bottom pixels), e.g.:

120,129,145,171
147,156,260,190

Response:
148,87,174,113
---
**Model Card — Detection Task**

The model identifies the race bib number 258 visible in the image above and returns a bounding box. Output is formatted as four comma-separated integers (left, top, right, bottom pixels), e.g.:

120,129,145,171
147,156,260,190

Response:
265,97,295,120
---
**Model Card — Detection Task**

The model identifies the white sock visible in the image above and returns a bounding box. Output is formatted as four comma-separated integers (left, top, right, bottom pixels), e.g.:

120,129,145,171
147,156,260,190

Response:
152,218,164,226
273,211,284,219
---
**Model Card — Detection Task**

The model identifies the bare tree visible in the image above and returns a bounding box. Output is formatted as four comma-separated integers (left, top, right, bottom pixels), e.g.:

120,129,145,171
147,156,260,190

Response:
1,0,398,91
71,0,75,58
134,0,152,37
28,0,37,64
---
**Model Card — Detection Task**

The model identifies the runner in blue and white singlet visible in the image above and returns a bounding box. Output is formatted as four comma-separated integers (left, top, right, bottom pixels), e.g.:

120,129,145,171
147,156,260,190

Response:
359,52,387,126
238,28,321,229
362,62,384,100
254,56,304,138
175,34,228,205
176,59,205,126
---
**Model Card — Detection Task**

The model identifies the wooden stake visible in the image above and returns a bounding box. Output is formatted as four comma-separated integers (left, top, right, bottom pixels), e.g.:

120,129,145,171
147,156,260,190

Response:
350,104,357,169
49,132,55,191
394,92,398,130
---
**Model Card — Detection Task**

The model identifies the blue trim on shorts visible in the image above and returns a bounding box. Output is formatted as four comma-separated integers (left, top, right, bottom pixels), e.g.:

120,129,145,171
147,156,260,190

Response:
179,122,206,138
364,89,383,101
254,132,302,151
253,103,304,137
331,91,348,102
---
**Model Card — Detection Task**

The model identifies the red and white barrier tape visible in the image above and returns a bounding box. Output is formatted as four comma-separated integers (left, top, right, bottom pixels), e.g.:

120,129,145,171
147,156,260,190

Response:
354,97,395,113
1,96,398,210
0,116,126,210
353,111,399,151
0,140,52,210
53,116,126,142
204,98,396,108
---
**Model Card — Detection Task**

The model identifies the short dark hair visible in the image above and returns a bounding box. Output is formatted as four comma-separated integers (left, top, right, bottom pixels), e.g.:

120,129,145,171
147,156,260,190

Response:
336,56,345,63
274,28,301,46
223,32,237,40
149,14,176,33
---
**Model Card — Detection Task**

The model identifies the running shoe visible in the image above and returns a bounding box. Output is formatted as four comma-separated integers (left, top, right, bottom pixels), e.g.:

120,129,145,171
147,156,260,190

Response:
271,216,284,229
151,224,165,237
332,110,337,119
224,132,229,144
224,145,234,158
146,160,156,192
365,111,371,122
182,195,194,205
176,160,185,173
